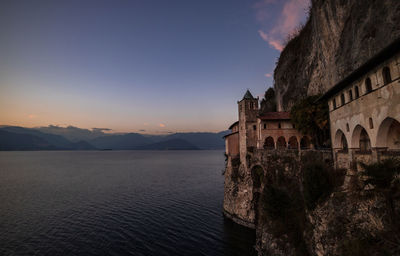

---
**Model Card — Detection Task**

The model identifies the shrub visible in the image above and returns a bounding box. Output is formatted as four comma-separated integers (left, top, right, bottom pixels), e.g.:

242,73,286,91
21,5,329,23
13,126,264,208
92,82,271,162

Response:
303,158,333,210
262,185,292,219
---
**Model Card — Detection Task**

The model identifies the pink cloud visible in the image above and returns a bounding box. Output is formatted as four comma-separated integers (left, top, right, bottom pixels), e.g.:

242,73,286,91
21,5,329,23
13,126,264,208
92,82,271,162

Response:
264,73,273,78
159,123,166,128
28,114,37,119
255,0,310,51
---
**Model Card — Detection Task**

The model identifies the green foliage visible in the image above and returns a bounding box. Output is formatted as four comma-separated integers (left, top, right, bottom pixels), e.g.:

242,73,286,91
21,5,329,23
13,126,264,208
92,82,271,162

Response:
259,87,277,114
290,95,330,148
262,185,292,219
252,166,264,188
340,237,373,256
302,156,333,210
360,158,400,190
359,158,400,224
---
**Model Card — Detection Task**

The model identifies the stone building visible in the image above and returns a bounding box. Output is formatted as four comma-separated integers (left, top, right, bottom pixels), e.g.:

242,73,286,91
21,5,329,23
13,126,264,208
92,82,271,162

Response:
224,90,309,165
320,38,400,169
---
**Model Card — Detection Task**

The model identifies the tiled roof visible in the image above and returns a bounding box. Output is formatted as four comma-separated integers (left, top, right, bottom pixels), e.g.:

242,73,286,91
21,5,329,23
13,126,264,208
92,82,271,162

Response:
228,121,239,130
259,112,290,120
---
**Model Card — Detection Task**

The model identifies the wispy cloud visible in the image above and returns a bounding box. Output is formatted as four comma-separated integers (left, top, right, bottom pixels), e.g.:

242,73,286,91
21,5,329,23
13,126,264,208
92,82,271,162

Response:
264,73,273,78
255,0,309,51
28,114,36,119
159,123,166,128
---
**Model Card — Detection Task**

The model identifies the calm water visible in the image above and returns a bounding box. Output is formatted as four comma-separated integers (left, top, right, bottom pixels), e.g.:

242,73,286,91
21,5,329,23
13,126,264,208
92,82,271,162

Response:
0,151,255,256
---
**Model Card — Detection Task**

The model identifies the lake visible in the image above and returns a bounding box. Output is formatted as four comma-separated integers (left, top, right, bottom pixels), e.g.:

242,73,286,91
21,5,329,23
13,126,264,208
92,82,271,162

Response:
0,151,256,256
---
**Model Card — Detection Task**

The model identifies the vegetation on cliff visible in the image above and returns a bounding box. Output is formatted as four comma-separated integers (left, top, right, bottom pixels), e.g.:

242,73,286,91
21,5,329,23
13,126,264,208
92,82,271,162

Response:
290,95,330,148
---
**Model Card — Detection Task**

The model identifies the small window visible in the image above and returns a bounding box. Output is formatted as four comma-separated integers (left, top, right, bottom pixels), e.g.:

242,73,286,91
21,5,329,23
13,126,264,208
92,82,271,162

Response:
365,77,372,93
369,118,373,129
355,86,359,98
346,123,349,132
263,123,267,129
333,98,337,109
348,90,353,101
253,125,256,131
340,93,345,105
278,123,281,129
292,124,295,129
382,66,392,84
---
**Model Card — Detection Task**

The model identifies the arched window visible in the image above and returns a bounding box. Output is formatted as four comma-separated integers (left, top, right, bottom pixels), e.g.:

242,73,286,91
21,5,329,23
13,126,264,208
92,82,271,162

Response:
382,66,392,84
288,136,298,149
369,118,373,129
376,118,400,150
300,136,311,149
334,130,348,152
278,123,281,129
340,93,345,105
355,86,359,98
264,137,275,149
348,90,353,101
365,77,372,93
333,98,337,109
276,136,286,149
263,123,267,129
360,129,371,151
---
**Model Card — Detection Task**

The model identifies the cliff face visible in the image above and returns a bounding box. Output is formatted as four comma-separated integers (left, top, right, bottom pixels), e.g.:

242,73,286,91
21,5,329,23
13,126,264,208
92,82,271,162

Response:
274,0,400,111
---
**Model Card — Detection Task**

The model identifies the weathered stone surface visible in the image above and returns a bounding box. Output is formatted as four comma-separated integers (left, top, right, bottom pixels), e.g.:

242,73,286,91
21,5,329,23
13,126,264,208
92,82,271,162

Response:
274,0,400,111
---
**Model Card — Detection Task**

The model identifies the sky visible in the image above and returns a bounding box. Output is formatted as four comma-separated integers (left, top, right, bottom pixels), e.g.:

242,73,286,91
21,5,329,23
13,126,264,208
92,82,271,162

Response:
0,0,309,134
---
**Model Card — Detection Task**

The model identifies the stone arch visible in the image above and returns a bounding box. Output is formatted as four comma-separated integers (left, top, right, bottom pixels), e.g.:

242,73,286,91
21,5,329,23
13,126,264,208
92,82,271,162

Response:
276,136,286,149
351,125,371,151
376,117,400,149
334,129,348,150
300,136,311,149
288,136,299,149
264,136,275,149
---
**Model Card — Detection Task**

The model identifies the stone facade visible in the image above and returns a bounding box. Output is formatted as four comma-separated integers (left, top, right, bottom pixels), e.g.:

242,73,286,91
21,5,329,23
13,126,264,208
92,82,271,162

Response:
322,40,400,170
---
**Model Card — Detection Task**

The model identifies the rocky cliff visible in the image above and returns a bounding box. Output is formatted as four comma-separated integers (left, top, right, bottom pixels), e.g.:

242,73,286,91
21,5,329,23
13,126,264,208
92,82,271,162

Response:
274,0,400,111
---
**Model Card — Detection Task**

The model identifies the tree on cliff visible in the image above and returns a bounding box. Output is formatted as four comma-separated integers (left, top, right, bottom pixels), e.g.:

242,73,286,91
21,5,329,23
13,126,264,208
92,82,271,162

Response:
290,95,330,148
259,87,277,115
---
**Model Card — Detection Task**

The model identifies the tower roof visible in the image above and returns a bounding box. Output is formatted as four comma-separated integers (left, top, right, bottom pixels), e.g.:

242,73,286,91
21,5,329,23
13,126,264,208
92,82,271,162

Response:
242,90,255,100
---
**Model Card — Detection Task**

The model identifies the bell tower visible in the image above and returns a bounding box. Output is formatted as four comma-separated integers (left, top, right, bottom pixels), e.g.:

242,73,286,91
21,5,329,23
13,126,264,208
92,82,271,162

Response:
238,90,259,165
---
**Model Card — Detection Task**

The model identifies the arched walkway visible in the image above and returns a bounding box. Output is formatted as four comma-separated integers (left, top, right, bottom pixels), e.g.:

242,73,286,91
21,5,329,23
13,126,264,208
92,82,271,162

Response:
288,136,298,149
276,136,286,149
264,136,275,150
376,117,400,149
334,129,348,151
352,125,371,151
300,136,311,149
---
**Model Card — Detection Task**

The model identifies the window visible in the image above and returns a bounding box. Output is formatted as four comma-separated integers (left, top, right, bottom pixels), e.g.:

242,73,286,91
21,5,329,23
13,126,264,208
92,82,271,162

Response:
355,86,359,98
365,77,372,93
263,123,267,129
250,102,254,109
348,90,353,101
340,93,345,105
292,124,295,129
333,98,337,109
253,125,256,131
346,123,350,132
278,123,281,129
383,66,392,84
369,118,373,129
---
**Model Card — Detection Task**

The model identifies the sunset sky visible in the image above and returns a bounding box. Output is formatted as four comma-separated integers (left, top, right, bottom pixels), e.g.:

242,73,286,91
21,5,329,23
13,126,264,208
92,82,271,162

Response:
0,0,309,134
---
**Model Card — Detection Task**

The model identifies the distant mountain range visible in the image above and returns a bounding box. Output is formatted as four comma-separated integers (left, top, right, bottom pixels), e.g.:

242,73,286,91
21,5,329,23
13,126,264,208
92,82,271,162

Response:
0,126,229,151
